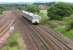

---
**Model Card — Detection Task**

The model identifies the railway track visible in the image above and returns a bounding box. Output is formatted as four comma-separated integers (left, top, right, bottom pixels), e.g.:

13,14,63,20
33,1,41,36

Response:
0,20,16,48
39,26,73,49
21,18,58,50
18,15,73,50
0,11,17,49
0,11,73,50
36,26,71,50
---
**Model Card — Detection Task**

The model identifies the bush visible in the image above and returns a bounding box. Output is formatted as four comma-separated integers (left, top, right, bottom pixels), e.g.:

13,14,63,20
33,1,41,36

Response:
47,2,73,20
66,20,73,31
25,4,40,14
39,10,49,25
7,36,18,47
63,15,73,31
0,6,5,14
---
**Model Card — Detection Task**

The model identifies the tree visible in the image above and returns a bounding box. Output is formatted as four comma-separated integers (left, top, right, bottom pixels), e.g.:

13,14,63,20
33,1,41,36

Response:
47,2,73,20
0,6,5,14
25,4,40,14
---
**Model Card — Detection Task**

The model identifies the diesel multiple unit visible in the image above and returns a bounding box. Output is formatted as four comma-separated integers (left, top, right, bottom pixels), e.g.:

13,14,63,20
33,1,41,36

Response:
22,10,41,24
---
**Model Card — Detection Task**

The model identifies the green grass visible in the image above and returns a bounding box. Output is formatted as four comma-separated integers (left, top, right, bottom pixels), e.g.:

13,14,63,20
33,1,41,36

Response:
63,30,73,40
55,23,73,40
55,26,66,33
39,10,49,25
40,10,73,40
1,32,24,50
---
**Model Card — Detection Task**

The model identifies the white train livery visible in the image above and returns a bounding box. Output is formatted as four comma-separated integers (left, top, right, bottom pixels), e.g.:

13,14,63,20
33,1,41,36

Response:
22,10,41,24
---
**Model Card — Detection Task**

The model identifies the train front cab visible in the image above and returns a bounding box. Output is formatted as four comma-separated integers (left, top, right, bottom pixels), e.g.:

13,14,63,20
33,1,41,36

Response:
32,22,39,25
32,20,39,25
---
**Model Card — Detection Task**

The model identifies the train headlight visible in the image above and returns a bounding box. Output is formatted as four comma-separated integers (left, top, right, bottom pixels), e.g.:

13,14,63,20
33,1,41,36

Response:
32,19,39,23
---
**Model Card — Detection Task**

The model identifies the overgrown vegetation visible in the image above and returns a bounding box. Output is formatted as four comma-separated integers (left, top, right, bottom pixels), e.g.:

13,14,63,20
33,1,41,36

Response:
0,4,40,15
1,32,25,50
39,2,73,40
40,9,73,40
25,4,40,14
47,2,73,20
0,6,5,15
39,10,48,25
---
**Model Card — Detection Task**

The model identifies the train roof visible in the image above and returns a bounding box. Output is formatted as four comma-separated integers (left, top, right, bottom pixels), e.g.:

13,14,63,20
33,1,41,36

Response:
22,10,41,19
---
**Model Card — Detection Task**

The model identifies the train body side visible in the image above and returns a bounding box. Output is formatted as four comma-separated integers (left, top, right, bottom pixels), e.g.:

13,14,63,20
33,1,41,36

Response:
22,10,41,24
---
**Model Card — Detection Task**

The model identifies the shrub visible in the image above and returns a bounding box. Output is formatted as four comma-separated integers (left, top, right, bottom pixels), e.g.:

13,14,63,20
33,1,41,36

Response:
47,2,73,20
25,4,40,14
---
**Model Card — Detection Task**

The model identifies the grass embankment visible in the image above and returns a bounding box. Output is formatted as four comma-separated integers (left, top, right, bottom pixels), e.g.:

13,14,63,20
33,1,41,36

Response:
40,10,73,40
39,10,49,25
1,32,25,50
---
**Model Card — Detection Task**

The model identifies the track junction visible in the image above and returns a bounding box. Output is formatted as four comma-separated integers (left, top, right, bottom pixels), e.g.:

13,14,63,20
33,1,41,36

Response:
0,11,73,50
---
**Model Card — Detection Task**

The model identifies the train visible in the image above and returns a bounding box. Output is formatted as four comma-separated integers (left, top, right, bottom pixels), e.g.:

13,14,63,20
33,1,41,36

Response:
22,10,41,24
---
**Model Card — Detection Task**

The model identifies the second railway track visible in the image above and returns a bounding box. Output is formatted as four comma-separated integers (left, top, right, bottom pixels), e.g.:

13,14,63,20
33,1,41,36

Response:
18,15,73,50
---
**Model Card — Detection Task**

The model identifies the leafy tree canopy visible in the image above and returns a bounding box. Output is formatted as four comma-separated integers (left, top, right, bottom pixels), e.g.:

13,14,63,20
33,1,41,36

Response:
25,4,40,14
47,2,73,20
0,6,5,14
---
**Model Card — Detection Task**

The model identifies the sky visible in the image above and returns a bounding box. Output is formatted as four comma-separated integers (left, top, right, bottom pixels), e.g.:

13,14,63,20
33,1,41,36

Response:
0,0,55,3
56,0,73,3
0,0,73,3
